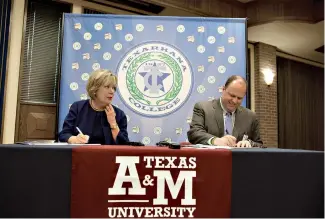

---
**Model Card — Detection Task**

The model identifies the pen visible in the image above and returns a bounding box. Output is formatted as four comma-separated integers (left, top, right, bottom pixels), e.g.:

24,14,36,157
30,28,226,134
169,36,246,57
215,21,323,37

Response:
76,127,84,135
76,127,89,143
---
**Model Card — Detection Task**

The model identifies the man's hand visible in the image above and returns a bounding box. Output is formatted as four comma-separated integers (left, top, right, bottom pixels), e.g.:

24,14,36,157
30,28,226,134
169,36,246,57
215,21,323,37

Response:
236,140,252,148
68,134,89,144
213,135,236,146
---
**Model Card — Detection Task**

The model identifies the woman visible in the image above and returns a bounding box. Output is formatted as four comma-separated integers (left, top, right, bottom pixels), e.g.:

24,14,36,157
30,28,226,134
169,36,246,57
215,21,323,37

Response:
58,69,129,145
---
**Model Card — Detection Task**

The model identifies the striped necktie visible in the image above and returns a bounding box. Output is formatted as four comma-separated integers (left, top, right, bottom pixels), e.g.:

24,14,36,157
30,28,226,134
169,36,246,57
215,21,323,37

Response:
225,112,233,135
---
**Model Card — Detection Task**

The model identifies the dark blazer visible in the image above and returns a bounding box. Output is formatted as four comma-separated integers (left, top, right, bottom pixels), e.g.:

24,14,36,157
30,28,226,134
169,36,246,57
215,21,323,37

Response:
58,100,129,145
187,98,263,147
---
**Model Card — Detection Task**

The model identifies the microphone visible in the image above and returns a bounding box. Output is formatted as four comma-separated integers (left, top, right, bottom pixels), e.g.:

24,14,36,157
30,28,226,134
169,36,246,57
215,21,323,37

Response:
126,141,145,146
156,141,181,149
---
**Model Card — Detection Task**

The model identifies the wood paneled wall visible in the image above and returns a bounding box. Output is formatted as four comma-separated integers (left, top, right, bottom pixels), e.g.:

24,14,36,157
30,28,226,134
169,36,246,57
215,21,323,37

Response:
16,103,57,142
277,57,324,151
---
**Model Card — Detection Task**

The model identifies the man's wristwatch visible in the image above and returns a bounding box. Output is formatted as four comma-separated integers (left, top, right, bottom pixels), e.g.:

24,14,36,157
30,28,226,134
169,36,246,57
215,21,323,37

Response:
110,124,118,129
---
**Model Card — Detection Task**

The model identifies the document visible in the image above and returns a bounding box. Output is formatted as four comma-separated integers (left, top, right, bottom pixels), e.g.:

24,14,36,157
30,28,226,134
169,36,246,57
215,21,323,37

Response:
17,141,100,146
183,144,233,149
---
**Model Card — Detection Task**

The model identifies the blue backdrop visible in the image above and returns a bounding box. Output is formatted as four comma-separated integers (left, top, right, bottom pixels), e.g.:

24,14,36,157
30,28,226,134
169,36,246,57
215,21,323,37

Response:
59,14,247,145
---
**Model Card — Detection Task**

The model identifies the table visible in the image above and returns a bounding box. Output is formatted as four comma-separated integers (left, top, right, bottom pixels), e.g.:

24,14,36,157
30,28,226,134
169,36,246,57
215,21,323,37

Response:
0,144,323,218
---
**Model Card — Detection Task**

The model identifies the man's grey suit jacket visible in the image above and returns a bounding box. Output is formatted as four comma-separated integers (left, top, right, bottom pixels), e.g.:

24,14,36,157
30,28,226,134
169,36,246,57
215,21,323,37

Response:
187,98,263,147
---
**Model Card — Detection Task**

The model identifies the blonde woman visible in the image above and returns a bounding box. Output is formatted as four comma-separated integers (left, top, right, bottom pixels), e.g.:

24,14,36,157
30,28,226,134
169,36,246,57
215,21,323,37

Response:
59,69,129,145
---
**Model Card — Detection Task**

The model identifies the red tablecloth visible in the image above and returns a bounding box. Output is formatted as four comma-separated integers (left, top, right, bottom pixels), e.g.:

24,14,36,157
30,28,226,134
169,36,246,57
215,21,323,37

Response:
71,146,232,218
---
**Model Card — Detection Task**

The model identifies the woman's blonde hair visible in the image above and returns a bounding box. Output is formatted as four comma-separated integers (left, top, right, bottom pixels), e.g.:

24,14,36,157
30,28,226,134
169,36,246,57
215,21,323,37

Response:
86,69,118,99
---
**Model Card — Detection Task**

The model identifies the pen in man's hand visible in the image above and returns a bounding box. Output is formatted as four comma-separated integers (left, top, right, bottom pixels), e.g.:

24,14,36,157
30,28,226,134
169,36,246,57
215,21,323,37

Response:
242,134,248,141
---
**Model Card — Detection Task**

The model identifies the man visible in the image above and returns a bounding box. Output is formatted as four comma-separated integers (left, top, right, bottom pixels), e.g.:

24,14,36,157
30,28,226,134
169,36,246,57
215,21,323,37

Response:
187,75,263,147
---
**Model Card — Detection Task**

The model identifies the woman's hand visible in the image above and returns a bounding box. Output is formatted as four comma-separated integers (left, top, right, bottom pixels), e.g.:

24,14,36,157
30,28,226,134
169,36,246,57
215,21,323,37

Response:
105,104,119,142
105,104,117,127
68,134,89,144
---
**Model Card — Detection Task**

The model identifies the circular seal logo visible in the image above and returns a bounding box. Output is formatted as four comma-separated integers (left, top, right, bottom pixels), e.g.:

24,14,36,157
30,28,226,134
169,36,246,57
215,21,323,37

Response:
84,32,92,40
81,73,89,81
117,42,193,117
218,65,226,73
207,36,216,44
154,127,162,135
136,24,144,32
125,34,133,42
73,42,81,50
114,43,122,51
103,52,112,60
208,76,216,84
94,22,103,31
92,63,100,71
142,137,151,145
197,45,205,53
177,25,185,33
218,26,226,34
70,82,78,91
228,56,236,64
197,85,205,94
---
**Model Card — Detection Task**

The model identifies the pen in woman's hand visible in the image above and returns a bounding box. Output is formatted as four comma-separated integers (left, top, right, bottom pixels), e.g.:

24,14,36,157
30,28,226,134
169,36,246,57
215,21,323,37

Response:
76,127,84,135
76,127,89,143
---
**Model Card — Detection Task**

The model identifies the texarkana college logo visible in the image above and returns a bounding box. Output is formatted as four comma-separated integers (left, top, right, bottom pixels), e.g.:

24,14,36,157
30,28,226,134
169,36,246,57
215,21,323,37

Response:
117,42,193,117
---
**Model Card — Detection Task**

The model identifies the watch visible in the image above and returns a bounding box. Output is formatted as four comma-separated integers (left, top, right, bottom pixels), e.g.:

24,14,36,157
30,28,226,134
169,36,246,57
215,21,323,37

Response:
110,124,118,129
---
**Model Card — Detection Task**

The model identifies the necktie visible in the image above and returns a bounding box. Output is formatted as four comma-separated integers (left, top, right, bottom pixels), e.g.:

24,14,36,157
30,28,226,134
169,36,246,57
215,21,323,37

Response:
225,112,233,135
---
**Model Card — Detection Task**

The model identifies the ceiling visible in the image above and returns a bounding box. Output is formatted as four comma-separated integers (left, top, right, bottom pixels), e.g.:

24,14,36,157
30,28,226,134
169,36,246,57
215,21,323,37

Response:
248,21,324,63
236,0,255,3
162,4,324,64
159,1,324,64
77,0,324,64
236,0,323,64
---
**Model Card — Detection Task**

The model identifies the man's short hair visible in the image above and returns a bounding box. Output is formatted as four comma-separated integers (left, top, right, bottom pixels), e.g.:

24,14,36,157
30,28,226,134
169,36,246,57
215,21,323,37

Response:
224,75,247,88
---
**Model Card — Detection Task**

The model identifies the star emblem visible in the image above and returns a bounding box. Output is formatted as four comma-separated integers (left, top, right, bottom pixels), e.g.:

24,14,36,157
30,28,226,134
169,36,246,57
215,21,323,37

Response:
139,62,170,93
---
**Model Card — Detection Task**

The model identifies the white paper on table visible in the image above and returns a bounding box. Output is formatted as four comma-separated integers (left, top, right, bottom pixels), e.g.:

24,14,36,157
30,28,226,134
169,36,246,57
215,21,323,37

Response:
182,144,233,149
